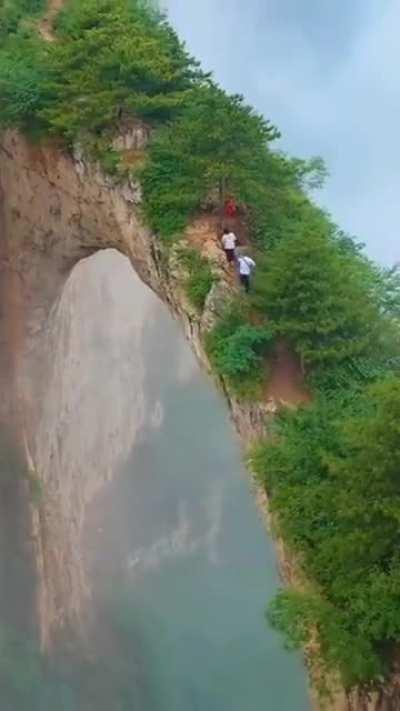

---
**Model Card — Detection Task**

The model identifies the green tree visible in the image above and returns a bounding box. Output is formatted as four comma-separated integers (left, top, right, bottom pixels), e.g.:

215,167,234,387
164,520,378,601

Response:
141,84,280,239
205,302,274,395
0,0,44,38
40,0,202,139
253,380,400,691
254,225,382,371
0,32,50,131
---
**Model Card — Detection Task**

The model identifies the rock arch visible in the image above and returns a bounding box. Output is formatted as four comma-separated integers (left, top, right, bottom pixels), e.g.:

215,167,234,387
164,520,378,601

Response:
0,127,174,647
0,126,265,650
0,128,165,413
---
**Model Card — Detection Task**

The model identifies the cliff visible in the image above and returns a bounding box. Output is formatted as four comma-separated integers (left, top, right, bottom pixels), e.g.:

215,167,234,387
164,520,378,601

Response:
0,126,265,641
2,123,399,710
1,0,400,704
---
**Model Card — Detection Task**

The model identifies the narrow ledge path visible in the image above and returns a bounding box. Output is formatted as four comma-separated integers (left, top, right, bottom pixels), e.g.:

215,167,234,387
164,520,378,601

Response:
38,0,64,42
36,0,310,414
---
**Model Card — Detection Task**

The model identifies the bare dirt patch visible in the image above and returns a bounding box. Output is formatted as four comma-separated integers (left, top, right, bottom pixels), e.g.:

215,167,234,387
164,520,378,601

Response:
266,339,311,408
38,0,65,42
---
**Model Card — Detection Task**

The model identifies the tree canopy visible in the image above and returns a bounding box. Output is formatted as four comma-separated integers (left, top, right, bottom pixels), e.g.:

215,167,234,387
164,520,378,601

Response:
253,380,400,691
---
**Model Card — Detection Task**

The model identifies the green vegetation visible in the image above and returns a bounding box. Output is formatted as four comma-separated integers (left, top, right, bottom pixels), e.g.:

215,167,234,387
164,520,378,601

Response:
253,380,400,692
141,85,281,239
178,248,215,311
253,226,382,372
0,0,202,139
1,0,400,697
0,0,44,38
205,303,274,396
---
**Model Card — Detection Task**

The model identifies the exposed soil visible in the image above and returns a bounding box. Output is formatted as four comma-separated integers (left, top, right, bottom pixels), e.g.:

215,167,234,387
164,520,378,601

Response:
266,339,311,408
38,0,65,42
185,214,240,288
120,149,147,170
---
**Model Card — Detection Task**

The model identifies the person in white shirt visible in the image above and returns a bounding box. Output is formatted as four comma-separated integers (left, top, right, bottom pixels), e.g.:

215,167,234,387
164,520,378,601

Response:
237,255,256,293
221,228,237,265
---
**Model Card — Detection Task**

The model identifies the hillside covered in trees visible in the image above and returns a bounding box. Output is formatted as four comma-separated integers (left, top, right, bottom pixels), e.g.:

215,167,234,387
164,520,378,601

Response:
1,0,400,701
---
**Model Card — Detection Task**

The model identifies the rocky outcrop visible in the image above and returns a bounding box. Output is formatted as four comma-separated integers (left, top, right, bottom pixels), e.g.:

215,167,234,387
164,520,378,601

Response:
0,128,165,646
1,127,399,709
0,130,172,640
31,252,158,648
0,126,264,649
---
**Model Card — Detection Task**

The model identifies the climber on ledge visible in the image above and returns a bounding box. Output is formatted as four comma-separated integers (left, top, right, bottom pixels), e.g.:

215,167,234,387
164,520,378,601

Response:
237,254,256,293
224,196,238,219
221,228,238,265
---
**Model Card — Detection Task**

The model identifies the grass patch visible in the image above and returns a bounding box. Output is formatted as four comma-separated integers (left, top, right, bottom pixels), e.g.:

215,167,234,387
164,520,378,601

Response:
205,302,274,397
178,248,215,311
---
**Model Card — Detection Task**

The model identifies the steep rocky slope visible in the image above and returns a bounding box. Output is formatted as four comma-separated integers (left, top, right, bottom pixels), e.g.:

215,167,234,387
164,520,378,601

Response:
0,126,266,645
1,126,398,710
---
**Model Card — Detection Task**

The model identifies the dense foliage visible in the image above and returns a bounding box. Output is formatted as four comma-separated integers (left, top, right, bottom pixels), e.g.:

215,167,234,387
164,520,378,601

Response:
253,226,381,371
0,0,44,38
252,380,400,691
205,303,274,396
178,248,215,311
141,86,282,239
1,0,400,697
0,0,202,138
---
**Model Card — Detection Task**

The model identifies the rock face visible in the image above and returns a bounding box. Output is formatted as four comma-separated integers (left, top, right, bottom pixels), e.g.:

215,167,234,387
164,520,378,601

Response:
0,126,258,649
31,252,157,648
0,127,173,648
1,128,398,710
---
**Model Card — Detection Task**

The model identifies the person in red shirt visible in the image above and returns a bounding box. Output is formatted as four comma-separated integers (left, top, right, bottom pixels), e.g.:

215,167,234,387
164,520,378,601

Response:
224,197,238,219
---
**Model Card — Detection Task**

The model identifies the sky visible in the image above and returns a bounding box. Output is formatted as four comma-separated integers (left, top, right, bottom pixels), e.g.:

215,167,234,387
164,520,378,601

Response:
164,0,400,265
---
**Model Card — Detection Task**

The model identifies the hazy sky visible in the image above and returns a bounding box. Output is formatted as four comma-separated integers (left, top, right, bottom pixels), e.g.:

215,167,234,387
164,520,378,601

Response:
164,0,399,265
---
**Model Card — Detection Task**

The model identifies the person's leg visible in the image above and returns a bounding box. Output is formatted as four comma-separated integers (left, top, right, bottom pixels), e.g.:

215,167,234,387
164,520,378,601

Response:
226,249,236,265
240,274,250,292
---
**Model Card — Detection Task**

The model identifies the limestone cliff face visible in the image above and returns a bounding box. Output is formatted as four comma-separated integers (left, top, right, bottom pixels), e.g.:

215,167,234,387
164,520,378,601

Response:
31,252,158,648
1,128,398,710
0,127,163,647
0,126,250,648
0,128,271,444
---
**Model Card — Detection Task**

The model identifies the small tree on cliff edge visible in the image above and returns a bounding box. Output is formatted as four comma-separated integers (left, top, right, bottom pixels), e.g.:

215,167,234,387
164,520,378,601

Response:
142,85,281,238
254,222,382,372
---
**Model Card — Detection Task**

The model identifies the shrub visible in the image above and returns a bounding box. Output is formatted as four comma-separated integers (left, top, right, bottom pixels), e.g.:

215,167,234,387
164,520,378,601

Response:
0,0,45,38
309,354,400,397
0,0,202,140
268,590,383,696
40,0,202,140
0,33,51,133
206,304,274,395
252,380,400,691
254,226,382,372
178,248,215,311
141,85,282,240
